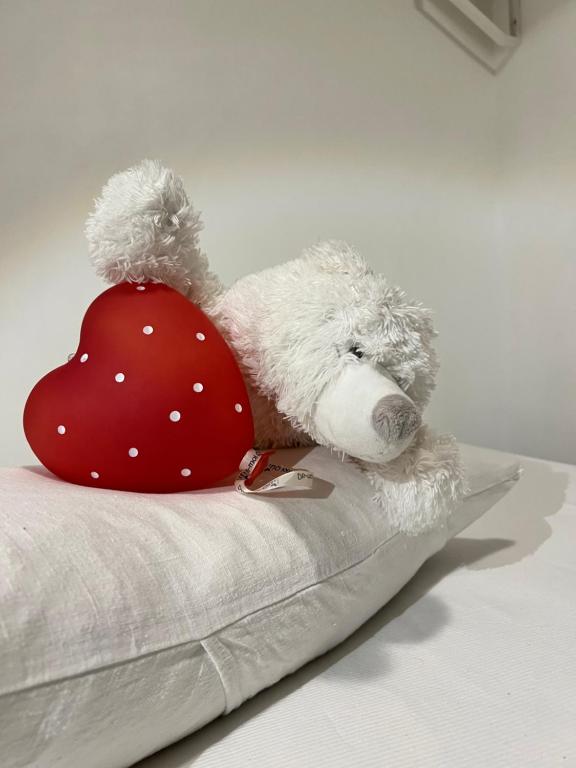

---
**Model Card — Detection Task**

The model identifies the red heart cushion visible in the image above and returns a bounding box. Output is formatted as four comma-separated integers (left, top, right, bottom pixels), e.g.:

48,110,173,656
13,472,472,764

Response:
23,282,254,492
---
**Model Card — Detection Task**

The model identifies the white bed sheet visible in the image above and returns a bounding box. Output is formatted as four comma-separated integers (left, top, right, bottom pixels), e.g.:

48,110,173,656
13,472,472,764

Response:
136,444,576,768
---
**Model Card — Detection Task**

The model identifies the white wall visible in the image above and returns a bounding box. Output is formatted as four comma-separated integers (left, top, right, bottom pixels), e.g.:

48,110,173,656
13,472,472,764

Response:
0,0,572,466
490,0,576,463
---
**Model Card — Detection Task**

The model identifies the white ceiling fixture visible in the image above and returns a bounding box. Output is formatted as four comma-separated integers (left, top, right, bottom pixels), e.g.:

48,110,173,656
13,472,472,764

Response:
417,0,521,72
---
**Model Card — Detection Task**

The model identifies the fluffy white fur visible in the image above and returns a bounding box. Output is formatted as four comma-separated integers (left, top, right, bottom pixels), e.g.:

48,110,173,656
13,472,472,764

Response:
86,160,465,534
86,160,222,306
361,426,464,536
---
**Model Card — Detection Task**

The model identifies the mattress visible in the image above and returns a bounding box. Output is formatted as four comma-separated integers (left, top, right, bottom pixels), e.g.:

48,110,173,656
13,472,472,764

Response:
135,444,576,768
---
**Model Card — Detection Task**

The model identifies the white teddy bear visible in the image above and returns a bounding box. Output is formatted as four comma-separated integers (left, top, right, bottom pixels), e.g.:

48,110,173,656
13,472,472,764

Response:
86,160,464,534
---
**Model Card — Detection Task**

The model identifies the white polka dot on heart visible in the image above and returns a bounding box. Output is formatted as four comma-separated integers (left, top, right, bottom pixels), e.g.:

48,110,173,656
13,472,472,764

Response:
181,468,191,477
90,471,100,479
196,332,205,341
193,383,203,393
80,353,89,363
128,447,139,458
169,410,181,422
115,373,125,383
136,286,146,291
235,403,243,413
57,425,66,435
143,325,154,335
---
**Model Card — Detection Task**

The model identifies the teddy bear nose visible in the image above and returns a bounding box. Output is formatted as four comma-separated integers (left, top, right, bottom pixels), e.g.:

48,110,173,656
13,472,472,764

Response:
372,395,421,442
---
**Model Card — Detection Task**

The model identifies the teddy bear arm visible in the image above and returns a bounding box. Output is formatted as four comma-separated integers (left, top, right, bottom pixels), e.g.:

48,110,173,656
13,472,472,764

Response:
358,427,465,536
86,160,224,304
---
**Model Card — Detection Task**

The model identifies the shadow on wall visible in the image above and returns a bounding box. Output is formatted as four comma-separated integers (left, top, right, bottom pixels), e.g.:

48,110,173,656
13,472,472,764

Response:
520,0,574,34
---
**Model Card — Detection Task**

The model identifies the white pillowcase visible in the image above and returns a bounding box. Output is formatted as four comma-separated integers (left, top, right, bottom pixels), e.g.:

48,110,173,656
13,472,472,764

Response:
0,446,519,768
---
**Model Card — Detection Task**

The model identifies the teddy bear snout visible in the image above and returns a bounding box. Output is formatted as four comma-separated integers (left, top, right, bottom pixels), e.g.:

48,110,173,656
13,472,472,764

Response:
372,395,421,443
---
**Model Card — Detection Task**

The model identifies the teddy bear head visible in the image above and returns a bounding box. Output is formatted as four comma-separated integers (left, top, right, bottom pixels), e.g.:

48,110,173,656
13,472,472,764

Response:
87,161,438,466
215,240,438,464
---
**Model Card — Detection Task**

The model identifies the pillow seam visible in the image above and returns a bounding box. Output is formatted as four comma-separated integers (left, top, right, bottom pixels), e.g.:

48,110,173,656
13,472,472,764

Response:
0,531,403,700
2,467,520,700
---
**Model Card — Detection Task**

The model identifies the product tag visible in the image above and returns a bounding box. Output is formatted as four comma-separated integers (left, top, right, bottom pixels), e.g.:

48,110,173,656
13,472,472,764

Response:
235,449,314,495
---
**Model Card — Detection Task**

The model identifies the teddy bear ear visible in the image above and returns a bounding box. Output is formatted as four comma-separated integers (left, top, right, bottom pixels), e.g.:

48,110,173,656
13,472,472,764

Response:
302,240,371,276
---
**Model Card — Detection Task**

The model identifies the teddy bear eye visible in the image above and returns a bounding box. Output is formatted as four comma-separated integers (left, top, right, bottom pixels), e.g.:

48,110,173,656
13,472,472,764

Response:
349,344,363,359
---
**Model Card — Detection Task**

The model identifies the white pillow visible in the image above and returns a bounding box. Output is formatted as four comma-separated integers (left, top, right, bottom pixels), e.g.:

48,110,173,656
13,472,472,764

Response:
0,446,519,768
